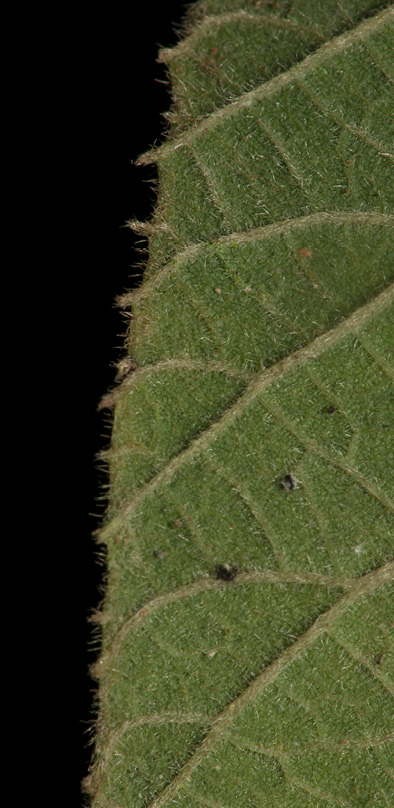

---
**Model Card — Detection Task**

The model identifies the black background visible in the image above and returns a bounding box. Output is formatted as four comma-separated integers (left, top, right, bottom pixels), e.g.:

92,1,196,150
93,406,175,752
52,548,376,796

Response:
79,2,188,800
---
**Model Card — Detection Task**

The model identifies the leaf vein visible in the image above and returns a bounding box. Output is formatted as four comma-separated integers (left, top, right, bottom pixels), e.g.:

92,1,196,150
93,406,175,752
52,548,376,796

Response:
144,562,394,807
101,283,394,542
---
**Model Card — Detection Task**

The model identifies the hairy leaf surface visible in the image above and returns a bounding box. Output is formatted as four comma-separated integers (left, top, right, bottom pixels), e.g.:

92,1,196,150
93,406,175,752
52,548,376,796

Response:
89,3,394,807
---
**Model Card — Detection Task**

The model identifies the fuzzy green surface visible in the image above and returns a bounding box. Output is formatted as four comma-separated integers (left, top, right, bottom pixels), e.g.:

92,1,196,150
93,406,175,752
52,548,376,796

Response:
89,2,394,807
145,10,394,273
164,0,387,131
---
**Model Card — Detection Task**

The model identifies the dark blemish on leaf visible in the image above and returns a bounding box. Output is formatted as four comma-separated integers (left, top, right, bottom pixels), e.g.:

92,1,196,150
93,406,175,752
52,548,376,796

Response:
153,549,164,559
280,474,300,491
327,405,335,414
215,563,238,582
374,652,383,666
382,424,389,428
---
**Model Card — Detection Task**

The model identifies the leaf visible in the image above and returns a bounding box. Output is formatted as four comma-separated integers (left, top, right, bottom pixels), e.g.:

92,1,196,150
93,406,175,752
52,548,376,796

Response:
88,3,394,807
161,0,390,133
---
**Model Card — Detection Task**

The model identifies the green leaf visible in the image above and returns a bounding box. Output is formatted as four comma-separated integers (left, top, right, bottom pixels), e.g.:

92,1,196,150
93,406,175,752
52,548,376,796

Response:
162,0,389,132
88,4,394,807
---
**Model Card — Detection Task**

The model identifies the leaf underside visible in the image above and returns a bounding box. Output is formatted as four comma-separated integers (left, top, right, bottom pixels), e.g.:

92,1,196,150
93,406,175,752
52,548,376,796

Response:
89,3,394,807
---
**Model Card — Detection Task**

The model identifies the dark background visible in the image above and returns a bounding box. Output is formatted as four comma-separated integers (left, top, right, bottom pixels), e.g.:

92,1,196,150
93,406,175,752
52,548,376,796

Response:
79,2,188,800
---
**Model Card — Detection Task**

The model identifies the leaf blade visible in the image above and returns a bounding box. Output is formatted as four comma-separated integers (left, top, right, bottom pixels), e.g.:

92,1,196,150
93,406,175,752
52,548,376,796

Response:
89,4,394,806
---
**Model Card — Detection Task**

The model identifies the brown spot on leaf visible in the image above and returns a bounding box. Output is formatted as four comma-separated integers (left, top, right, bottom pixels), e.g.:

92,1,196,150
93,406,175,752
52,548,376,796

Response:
281,473,300,491
98,392,116,411
299,248,312,257
215,563,238,582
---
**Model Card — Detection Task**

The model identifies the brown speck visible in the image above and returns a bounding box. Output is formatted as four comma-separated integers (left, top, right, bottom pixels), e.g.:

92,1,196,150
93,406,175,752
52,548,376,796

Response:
98,392,116,411
281,474,300,491
174,520,181,528
299,248,312,257
327,405,335,414
215,563,238,581
153,549,164,559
